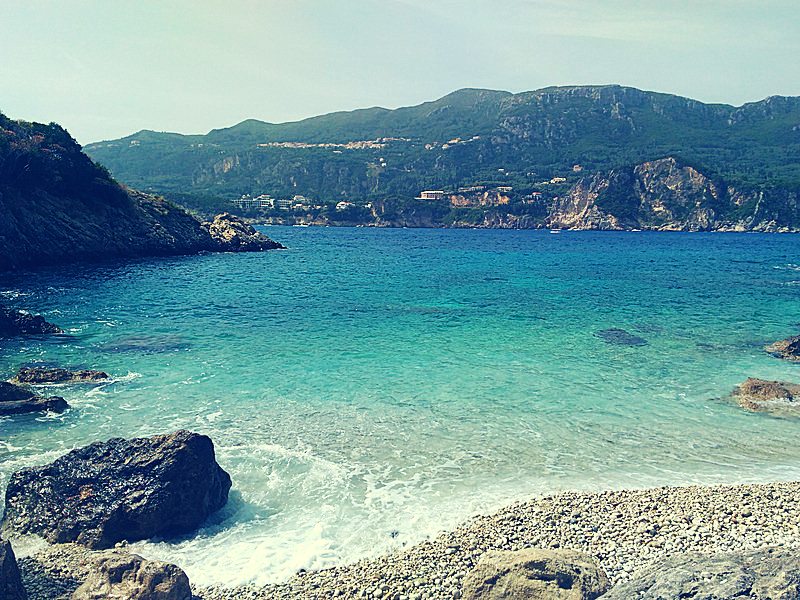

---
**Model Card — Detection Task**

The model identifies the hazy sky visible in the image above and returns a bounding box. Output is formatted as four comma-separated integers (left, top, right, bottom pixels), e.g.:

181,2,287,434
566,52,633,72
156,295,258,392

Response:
2,0,798,145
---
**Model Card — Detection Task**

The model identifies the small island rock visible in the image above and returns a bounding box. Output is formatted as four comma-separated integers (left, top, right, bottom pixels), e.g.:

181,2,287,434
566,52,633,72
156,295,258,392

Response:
462,548,610,600
728,377,800,414
1,430,232,549
0,308,62,337
0,381,68,416
10,367,108,385
765,334,800,361
203,213,286,252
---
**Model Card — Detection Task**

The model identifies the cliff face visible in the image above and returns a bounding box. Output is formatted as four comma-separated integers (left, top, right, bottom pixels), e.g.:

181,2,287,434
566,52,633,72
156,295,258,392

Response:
0,113,282,270
547,158,800,232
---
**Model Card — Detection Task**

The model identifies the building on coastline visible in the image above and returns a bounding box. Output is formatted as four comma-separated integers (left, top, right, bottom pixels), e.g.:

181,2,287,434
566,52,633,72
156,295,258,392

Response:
232,194,297,210
232,194,273,210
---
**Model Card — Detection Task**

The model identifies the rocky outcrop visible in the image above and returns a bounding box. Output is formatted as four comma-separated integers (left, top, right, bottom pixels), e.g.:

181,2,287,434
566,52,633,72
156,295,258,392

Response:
0,112,284,269
0,308,62,336
18,543,191,600
462,548,610,600
547,158,800,232
1,539,27,600
10,367,108,384
71,551,191,600
0,381,68,416
765,334,800,361
203,212,285,251
603,547,800,600
1,430,232,549
724,377,800,414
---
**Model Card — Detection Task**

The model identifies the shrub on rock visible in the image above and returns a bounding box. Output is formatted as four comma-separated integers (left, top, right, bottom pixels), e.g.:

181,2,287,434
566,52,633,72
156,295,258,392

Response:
1,430,231,549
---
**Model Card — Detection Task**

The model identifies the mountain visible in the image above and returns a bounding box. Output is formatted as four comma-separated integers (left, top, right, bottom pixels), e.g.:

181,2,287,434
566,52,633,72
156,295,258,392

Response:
548,157,799,232
0,112,283,270
83,85,800,230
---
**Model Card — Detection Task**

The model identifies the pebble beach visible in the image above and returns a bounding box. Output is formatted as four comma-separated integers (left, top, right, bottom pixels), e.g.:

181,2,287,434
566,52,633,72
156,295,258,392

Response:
19,480,800,600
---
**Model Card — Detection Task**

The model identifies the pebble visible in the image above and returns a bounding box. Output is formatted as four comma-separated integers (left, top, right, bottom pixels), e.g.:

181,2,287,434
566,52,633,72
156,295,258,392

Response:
16,481,800,600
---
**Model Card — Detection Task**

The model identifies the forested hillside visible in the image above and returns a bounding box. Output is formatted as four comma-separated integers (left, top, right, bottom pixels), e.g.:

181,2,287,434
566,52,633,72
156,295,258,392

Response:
83,85,800,230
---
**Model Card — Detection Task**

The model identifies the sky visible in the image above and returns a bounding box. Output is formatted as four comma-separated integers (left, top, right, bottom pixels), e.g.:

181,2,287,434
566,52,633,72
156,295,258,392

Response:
2,0,799,145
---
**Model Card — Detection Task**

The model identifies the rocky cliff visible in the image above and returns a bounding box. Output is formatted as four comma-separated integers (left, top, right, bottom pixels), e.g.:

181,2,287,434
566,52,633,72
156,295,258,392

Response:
0,112,283,270
547,158,800,232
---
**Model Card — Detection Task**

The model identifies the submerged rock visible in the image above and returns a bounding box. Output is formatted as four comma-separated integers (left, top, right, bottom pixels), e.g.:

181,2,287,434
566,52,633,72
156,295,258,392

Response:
462,548,610,600
0,381,68,416
10,367,108,385
1,430,232,549
595,328,648,346
0,308,62,337
765,334,800,361
726,377,800,414
100,334,189,354
603,547,800,600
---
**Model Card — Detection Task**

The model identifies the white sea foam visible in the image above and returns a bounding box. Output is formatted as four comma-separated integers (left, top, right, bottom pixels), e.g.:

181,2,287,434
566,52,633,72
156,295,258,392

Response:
5,229,800,587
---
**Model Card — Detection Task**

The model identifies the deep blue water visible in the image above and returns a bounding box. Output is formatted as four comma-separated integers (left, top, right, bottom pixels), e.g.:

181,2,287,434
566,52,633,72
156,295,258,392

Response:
2,227,800,585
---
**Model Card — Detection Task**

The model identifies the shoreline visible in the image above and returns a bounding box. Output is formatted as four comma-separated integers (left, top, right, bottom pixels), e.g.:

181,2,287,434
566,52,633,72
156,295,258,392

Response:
19,479,800,599
195,480,800,599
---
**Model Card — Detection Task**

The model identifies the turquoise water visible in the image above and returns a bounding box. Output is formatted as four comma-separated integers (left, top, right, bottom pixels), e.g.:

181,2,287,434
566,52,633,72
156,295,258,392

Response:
2,227,800,585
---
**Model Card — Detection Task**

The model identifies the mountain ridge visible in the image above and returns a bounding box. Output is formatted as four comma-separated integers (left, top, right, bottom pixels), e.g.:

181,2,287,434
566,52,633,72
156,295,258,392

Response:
81,85,800,230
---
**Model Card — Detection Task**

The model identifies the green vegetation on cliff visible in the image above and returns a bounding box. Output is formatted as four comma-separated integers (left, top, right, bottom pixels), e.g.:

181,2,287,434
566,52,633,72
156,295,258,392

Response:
85,86,800,205
0,112,282,270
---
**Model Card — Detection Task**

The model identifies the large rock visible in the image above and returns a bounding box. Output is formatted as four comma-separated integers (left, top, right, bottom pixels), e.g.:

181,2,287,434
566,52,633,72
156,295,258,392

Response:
71,551,191,600
10,367,109,385
723,377,800,415
1,539,27,600
1,430,232,549
0,381,68,416
603,547,800,600
0,308,62,336
462,548,610,600
203,213,286,252
765,334,800,361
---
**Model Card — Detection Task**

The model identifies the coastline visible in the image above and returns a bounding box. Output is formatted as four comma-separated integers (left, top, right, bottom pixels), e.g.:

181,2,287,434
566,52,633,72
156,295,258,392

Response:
20,480,800,600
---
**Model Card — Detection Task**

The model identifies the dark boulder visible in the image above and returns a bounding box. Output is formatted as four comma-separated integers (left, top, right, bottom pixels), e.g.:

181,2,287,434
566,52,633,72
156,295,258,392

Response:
596,328,648,346
765,334,800,361
0,381,68,416
1,539,27,600
10,367,109,384
603,547,800,600
1,430,232,549
203,213,286,252
0,308,62,337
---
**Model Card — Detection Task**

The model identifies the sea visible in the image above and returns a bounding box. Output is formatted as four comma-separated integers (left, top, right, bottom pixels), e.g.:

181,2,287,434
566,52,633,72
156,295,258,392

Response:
2,227,800,587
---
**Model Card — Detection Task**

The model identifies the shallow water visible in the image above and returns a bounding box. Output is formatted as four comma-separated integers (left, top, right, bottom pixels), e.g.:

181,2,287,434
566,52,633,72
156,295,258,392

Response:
2,228,800,586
